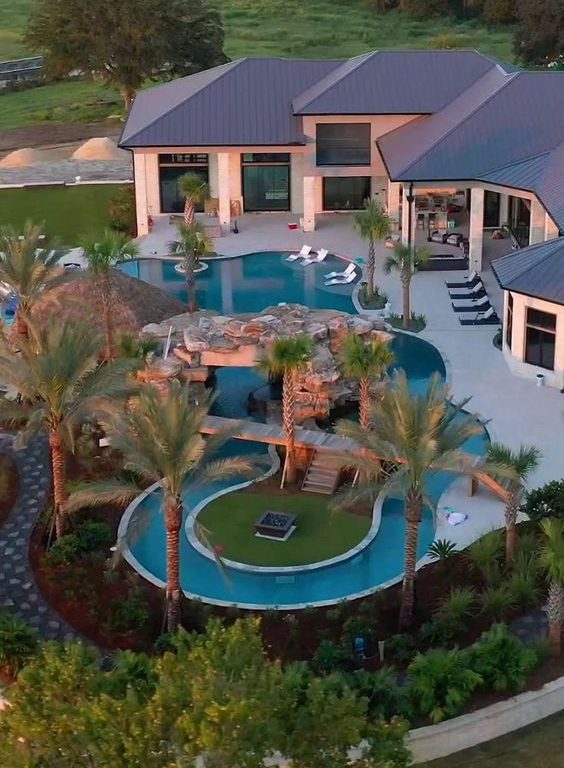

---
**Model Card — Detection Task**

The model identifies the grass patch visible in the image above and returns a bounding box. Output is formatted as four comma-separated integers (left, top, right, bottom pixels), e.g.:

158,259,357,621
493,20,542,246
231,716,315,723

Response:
0,1,515,129
198,486,371,567
0,184,129,246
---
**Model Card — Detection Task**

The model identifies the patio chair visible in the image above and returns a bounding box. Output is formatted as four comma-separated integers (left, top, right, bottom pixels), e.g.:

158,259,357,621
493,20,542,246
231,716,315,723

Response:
448,280,486,299
451,294,491,313
286,245,311,262
302,248,329,265
445,270,478,289
325,262,355,280
325,270,357,286
458,306,500,326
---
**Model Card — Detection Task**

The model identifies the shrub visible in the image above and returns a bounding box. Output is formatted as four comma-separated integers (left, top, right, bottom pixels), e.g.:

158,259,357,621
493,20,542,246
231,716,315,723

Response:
387,312,426,332
408,648,482,723
427,538,457,561
523,480,564,523
341,615,377,648
46,533,83,566
311,639,349,674
46,520,112,566
469,624,539,692
466,529,503,585
359,282,388,310
480,584,517,621
351,668,412,720
385,633,417,665
0,611,39,675
109,591,149,635
508,569,541,611
430,586,477,640
108,185,137,237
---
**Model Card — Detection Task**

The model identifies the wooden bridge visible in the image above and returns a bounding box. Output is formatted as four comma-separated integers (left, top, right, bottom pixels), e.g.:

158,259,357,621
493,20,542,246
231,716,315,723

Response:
201,415,509,501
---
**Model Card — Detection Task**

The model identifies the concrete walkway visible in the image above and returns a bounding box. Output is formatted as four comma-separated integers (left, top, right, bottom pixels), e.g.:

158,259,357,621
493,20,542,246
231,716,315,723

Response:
0,433,77,642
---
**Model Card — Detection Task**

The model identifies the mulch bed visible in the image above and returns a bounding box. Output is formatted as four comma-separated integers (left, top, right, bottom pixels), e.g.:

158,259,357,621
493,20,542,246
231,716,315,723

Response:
0,453,20,529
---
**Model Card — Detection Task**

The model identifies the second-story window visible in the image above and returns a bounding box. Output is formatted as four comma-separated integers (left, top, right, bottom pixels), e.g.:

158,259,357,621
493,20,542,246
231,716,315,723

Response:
316,123,370,166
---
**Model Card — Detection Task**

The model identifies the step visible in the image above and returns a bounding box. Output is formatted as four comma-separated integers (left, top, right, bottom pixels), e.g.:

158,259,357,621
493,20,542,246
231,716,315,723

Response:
306,468,337,480
301,483,334,495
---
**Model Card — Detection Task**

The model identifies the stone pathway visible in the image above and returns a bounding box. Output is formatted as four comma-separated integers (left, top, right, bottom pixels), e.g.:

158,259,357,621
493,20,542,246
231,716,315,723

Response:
0,433,78,642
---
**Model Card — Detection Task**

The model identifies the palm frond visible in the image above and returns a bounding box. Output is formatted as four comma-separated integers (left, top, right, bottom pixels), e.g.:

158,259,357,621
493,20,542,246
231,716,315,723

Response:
64,478,143,513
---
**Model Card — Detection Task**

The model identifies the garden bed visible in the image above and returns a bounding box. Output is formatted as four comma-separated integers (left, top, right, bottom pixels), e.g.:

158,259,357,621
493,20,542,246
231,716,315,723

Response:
0,453,19,529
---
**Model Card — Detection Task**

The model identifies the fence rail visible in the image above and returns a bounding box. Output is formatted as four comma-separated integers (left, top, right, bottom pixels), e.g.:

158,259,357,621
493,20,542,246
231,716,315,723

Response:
0,57,43,82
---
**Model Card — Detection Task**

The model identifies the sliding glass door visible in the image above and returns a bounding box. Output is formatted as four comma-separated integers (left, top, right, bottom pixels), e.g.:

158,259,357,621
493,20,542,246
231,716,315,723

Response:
322,177,370,211
242,165,290,211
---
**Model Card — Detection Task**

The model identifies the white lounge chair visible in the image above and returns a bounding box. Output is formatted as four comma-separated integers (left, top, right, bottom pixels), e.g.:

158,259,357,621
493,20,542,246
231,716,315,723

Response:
325,270,357,286
302,247,329,265
325,262,355,280
286,245,312,262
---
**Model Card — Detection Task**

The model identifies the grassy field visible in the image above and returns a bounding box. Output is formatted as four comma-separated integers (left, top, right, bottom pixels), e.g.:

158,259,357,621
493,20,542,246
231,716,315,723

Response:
0,184,126,244
0,0,515,132
198,488,370,567
424,713,564,768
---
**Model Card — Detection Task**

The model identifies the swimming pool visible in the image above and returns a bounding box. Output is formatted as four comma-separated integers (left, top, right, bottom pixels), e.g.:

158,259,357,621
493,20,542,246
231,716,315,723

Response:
119,251,486,608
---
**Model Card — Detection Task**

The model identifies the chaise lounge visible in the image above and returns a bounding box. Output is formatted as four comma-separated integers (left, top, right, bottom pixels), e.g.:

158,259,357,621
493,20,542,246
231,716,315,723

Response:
287,245,312,262
458,306,500,326
445,270,479,289
451,294,491,313
449,280,486,299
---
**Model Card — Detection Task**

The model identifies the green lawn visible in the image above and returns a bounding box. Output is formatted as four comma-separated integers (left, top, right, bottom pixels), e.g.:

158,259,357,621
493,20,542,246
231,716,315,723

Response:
0,1,515,131
423,713,564,768
0,184,127,245
198,488,371,567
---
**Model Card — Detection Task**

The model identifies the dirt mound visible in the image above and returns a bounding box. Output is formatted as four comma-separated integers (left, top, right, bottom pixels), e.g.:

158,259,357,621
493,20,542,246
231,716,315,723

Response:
72,137,126,161
0,147,45,167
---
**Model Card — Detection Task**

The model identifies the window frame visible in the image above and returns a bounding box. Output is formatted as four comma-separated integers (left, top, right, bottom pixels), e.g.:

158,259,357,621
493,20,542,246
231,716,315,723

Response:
524,306,556,371
315,123,371,167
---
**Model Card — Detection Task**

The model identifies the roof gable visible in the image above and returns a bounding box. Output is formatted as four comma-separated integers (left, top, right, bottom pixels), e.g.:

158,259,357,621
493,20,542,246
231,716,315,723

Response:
492,238,564,304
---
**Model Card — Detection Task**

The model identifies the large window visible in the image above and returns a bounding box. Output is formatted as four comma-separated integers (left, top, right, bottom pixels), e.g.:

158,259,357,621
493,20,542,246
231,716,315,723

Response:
505,293,513,349
322,177,370,211
158,154,209,213
525,308,556,370
242,164,290,211
316,124,371,166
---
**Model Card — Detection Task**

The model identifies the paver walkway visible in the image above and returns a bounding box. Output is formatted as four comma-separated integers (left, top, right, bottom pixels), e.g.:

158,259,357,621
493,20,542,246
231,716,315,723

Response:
0,432,77,642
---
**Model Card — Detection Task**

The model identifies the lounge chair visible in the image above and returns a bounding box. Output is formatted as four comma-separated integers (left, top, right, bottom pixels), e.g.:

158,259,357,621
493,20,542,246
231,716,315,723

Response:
302,248,329,265
445,270,479,289
325,270,357,286
448,280,486,299
286,245,311,262
325,262,355,280
458,306,500,326
451,295,491,313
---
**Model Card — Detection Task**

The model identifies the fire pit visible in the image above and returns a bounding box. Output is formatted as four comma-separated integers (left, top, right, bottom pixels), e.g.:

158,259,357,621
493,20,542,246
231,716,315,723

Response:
255,511,297,541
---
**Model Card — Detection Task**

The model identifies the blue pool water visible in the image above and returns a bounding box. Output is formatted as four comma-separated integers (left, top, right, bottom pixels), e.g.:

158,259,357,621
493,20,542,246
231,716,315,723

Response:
121,251,486,608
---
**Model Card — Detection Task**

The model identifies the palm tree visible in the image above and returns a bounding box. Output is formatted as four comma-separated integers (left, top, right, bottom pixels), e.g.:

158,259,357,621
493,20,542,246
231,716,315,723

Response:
383,243,429,330
257,335,313,487
178,173,209,227
486,443,541,564
168,222,213,313
353,198,392,299
338,332,394,431
0,321,136,539
0,221,63,337
539,519,564,657
66,381,249,632
81,229,139,361
335,370,482,628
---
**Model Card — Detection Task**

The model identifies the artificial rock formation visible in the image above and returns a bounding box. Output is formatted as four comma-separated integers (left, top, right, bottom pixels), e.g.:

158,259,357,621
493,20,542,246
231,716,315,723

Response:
143,304,392,420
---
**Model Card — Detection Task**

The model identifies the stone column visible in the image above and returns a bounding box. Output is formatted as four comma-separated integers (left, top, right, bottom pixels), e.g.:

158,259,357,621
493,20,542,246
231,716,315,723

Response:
217,152,231,229
469,187,484,272
387,180,401,233
132,152,149,236
499,193,509,227
529,198,546,245
303,175,316,232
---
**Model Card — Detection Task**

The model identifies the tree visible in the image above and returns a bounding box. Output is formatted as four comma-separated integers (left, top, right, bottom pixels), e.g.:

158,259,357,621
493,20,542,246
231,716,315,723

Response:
338,333,395,431
66,381,249,632
81,229,139,360
487,443,541,564
108,186,137,237
257,335,313,487
353,199,392,299
25,0,227,110
523,479,564,523
335,371,482,628
178,173,210,228
383,243,429,330
483,0,516,24
0,221,63,337
539,519,564,657
514,0,564,66
0,321,135,539
168,222,213,313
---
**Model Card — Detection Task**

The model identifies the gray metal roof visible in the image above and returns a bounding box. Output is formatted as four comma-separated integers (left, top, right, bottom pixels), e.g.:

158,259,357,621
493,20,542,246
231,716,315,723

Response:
293,50,509,115
491,238,564,304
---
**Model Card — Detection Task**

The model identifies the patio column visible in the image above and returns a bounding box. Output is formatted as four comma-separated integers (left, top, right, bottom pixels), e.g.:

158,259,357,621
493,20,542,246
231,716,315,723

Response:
217,152,231,229
387,180,401,232
133,152,149,236
401,185,414,246
499,193,509,227
529,198,546,245
303,175,316,232
469,187,484,272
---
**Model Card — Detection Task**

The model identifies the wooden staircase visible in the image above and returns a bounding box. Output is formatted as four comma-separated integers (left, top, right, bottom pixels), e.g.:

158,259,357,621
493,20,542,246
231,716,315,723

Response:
301,450,341,495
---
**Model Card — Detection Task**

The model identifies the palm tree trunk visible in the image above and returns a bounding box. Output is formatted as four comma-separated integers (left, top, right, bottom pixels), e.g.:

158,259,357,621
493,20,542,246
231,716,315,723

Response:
546,582,562,657
184,197,195,228
401,272,411,330
366,238,375,298
165,496,183,633
49,430,67,540
399,491,421,628
14,308,28,338
101,273,114,361
358,378,371,431
186,252,197,313
505,497,519,564
282,370,297,486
